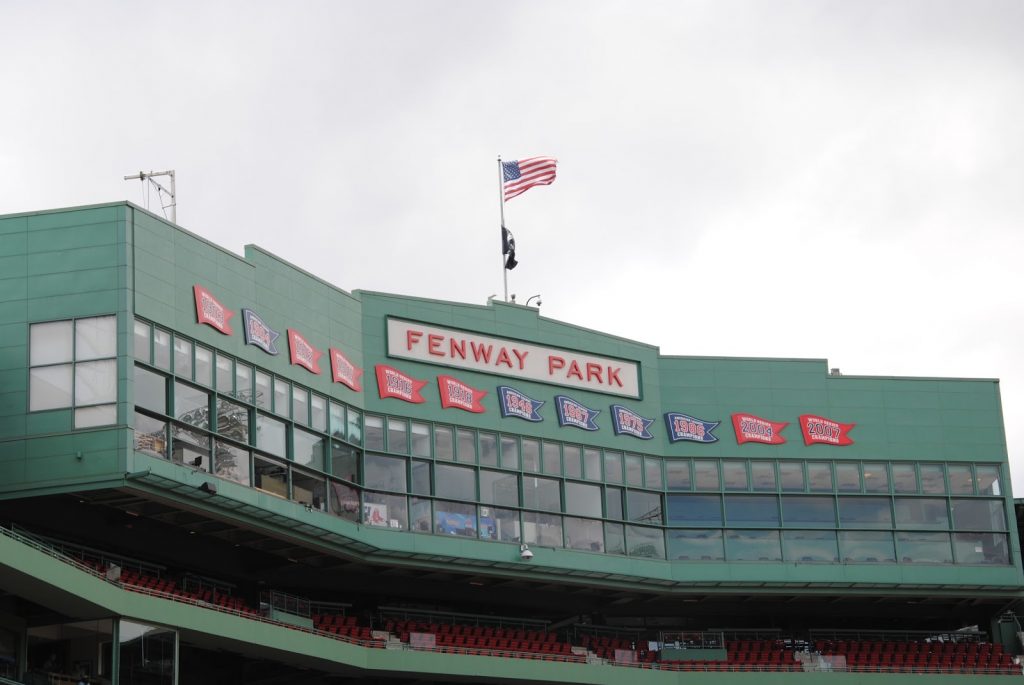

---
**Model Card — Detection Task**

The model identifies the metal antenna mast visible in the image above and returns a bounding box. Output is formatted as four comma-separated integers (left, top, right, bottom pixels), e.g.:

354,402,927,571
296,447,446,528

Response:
124,169,177,224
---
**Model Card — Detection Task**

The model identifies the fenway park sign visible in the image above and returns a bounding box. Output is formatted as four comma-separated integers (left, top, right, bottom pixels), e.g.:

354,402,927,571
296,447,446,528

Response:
386,318,640,398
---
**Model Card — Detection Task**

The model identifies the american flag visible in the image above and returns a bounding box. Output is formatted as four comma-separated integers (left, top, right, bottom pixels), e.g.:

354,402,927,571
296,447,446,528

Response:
502,157,557,201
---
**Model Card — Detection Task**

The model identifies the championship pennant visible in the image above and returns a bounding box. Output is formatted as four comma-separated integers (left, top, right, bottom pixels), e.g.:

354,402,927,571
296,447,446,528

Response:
330,348,363,392
193,285,234,335
732,413,788,445
242,309,280,355
375,364,427,403
438,375,487,413
665,412,720,443
287,329,322,374
610,405,654,439
555,395,600,431
497,386,544,422
799,414,855,446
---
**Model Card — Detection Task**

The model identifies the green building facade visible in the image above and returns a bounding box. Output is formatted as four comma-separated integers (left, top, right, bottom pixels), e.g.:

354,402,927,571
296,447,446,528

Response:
0,202,1020,684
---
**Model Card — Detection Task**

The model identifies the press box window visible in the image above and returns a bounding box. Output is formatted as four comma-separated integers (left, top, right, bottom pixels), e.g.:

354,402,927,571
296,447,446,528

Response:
30,316,117,428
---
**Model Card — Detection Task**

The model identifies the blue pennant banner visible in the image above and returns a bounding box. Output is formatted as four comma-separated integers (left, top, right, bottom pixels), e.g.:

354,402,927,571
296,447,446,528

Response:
665,412,720,443
497,385,545,422
242,309,280,355
610,404,655,439
555,395,600,431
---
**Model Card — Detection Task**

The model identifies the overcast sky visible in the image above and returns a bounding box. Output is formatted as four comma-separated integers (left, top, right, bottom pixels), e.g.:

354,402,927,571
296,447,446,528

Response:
2,1,1023,488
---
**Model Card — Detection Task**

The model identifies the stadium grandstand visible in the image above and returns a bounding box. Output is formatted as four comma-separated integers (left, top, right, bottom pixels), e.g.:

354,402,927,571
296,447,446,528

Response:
0,201,1022,683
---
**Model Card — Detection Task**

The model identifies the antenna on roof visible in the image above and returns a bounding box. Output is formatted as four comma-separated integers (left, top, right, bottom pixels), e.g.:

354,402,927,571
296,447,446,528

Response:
124,169,177,224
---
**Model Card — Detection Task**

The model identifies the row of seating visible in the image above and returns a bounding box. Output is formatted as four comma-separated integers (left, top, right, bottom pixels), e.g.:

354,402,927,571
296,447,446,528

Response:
385,618,575,656
815,638,1015,674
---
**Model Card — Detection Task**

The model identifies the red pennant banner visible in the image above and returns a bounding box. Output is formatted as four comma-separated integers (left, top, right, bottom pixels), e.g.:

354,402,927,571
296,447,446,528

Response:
732,413,788,445
437,375,487,413
287,329,323,374
329,347,363,392
375,364,427,403
800,414,855,446
193,285,234,335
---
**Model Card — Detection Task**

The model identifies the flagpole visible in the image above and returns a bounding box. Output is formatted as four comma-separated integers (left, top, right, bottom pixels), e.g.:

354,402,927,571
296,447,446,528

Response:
498,155,509,302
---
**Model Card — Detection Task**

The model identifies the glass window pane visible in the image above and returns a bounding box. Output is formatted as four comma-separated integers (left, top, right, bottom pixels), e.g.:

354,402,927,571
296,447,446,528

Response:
174,381,209,428
783,530,838,563
666,460,691,490
667,494,722,526
411,460,431,496
523,476,561,512
30,364,73,410
364,453,408,492
75,359,117,405
483,506,521,543
947,465,974,495
311,394,327,432
807,462,833,492
235,363,252,403
435,463,476,500
522,439,541,473
564,445,582,479
174,338,193,379
480,469,519,507
726,530,781,561
565,481,602,517
897,531,952,563
781,496,835,527
976,466,1001,496
256,414,286,458
605,522,626,555
153,328,171,371
779,462,805,492
362,491,408,529
668,529,723,561
292,387,309,426
722,460,747,491
626,526,664,559
724,495,780,527
254,371,271,410
329,481,360,522
835,463,860,492
457,428,476,463
951,499,1006,532
411,421,431,457
194,346,213,387
920,464,946,494
75,316,116,360
543,442,561,475
892,464,917,493
434,500,478,537
331,441,358,482
215,440,250,486
750,461,776,491
134,412,167,458
294,429,325,471
363,415,384,451
479,432,498,467
625,453,643,487
31,320,74,365
605,486,623,520
215,354,233,393
604,451,623,484
523,512,562,547
954,532,1009,565
388,417,408,454
837,496,892,528
329,402,345,439
627,490,662,524
644,457,663,489
134,319,150,362
170,424,211,469
894,498,949,529
863,463,889,493
693,460,719,490
410,497,432,533
216,397,249,443
434,425,454,461
500,435,519,469
839,530,896,563
135,366,166,414
346,408,362,445
118,620,175,685
583,448,601,481
291,469,326,509
273,378,289,417
75,404,116,428
565,517,605,552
